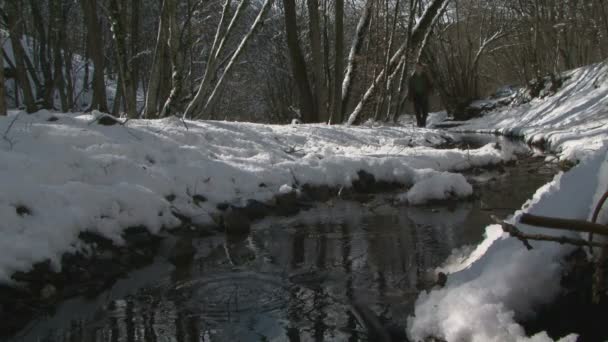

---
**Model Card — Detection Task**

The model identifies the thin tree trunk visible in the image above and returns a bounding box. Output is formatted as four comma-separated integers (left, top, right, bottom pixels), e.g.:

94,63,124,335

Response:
282,0,315,122
160,0,183,117
392,0,417,121
0,36,5,116
28,0,54,109
112,74,123,115
108,0,137,117
6,1,36,113
144,0,169,118
184,0,252,119
307,0,327,122
51,0,68,111
200,0,275,117
341,0,373,118
346,0,449,125
331,0,344,123
80,0,108,112
182,0,231,118
83,36,90,93
377,0,401,121
131,0,141,100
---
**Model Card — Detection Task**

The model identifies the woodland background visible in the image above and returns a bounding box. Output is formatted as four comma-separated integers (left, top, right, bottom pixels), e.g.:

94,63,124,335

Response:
1,0,606,123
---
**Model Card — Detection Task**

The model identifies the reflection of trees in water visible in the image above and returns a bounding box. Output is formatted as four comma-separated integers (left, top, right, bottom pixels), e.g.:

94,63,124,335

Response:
27,198,488,342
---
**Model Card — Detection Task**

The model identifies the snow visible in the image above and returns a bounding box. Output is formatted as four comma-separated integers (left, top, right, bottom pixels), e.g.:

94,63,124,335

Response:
455,62,608,162
400,170,473,205
2,41,608,340
408,150,607,342
406,62,608,341
0,110,515,284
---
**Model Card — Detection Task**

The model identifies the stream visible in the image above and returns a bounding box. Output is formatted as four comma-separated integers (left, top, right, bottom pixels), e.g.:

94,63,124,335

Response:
10,136,560,342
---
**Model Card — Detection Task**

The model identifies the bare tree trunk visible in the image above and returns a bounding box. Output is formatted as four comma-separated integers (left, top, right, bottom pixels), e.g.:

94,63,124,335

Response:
184,0,251,119
50,0,69,111
131,0,141,101
282,0,315,122
0,36,5,116
81,0,108,112
144,0,169,118
6,0,36,113
160,0,183,117
392,0,417,121
28,0,54,109
112,74,123,115
108,0,137,117
346,0,449,125
183,0,233,118
331,0,344,123
201,0,275,117
341,0,373,118
376,0,401,121
307,0,327,122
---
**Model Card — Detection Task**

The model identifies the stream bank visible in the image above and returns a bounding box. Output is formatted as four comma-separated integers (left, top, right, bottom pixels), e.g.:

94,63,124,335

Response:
4,137,561,342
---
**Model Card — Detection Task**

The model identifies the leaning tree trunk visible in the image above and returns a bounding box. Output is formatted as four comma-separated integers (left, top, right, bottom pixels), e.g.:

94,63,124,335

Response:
346,0,449,125
200,0,275,116
283,0,315,122
80,0,108,112
340,0,373,118
184,0,252,119
6,1,37,113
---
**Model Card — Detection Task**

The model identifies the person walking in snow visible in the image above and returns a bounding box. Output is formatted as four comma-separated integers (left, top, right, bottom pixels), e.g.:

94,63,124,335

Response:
408,62,434,128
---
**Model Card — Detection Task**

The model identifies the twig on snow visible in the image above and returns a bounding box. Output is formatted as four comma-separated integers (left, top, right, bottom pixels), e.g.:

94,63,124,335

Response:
2,113,20,149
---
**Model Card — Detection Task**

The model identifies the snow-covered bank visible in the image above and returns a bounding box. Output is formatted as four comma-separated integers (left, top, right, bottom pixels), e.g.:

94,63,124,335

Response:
0,110,515,283
409,150,607,341
454,62,608,161
407,62,608,341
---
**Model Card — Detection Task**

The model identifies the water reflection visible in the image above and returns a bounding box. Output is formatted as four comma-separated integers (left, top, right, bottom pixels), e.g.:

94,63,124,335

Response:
12,158,557,342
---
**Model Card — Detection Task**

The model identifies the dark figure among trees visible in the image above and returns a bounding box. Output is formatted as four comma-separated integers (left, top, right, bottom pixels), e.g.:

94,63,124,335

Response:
408,62,433,127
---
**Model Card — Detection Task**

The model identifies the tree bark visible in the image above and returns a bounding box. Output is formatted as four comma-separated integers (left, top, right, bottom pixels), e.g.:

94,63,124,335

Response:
184,0,253,119
80,0,108,112
346,0,449,125
6,0,36,113
108,0,137,117
50,0,68,111
282,0,315,122
519,213,608,237
341,0,373,118
28,0,54,109
331,0,344,123
0,36,5,116
160,0,183,117
307,0,328,122
130,0,141,99
144,0,169,118
201,0,275,116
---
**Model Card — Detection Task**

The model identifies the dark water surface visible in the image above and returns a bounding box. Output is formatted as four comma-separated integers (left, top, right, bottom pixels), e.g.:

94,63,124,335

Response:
12,149,558,342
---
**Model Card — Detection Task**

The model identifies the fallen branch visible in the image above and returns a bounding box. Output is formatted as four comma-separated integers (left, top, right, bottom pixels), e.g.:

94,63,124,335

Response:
520,213,608,236
491,215,608,250
2,113,20,149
